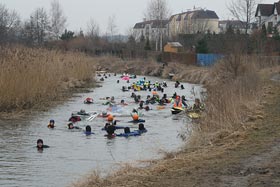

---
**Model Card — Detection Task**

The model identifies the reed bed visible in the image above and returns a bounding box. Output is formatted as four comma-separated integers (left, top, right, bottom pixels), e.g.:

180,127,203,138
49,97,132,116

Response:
190,55,264,145
0,46,96,112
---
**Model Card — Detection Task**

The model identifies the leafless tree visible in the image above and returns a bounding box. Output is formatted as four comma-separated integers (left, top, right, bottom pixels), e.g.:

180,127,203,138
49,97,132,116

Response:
107,15,118,41
144,0,170,51
30,7,50,45
145,0,170,21
86,18,100,39
49,0,67,40
227,0,260,34
0,3,21,42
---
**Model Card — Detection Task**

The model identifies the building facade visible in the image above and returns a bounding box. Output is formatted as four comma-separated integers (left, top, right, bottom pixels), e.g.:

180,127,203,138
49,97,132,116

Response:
133,20,169,42
255,1,280,31
219,20,247,33
168,9,219,39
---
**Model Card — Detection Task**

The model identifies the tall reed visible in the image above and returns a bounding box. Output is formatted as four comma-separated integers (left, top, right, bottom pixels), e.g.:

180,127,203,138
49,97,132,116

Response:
0,46,96,111
190,55,263,145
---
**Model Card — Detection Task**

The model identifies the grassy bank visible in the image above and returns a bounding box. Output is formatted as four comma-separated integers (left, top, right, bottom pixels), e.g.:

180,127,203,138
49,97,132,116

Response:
0,46,97,113
72,55,279,187
190,55,263,146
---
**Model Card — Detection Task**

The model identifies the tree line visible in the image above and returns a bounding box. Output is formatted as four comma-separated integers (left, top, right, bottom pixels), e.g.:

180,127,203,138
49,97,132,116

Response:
0,1,67,45
1,0,280,57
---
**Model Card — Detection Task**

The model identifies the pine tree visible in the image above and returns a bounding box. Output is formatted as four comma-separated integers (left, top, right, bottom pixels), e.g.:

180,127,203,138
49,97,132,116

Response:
196,38,208,53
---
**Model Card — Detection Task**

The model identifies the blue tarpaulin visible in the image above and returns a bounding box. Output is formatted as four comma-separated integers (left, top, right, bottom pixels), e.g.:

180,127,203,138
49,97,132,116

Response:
197,54,224,66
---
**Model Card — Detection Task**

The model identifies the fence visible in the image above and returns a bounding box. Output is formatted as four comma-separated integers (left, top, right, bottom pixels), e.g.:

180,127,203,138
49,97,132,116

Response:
197,54,224,66
161,52,196,65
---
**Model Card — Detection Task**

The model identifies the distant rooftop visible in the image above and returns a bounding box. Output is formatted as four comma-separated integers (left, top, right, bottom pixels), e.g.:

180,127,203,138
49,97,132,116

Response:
166,42,183,48
169,9,219,21
133,20,169,29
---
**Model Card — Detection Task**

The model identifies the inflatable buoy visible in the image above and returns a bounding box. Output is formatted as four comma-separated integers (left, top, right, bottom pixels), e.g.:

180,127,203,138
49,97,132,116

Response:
84,97,93,104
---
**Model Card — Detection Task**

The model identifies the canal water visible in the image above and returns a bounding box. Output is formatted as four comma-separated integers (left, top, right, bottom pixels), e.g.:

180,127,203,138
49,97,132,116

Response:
0,74,203,187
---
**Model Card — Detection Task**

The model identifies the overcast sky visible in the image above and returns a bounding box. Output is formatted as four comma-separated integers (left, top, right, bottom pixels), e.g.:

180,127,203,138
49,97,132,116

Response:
0,0,273,35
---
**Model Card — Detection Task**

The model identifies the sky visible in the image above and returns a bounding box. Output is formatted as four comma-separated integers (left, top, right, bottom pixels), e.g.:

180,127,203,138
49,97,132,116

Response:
0,0,274,35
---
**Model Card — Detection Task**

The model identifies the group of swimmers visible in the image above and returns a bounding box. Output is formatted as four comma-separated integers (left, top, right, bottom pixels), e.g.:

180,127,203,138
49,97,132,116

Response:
38,73,205,150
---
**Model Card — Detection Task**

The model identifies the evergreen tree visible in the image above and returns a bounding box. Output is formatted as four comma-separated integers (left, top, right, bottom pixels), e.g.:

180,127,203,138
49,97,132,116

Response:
196,38,208,53
60,29,75,41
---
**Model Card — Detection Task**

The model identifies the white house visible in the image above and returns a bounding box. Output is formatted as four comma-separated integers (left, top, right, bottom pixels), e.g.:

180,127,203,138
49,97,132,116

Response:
168,9,219,39
255,1,280,31
219,20,247,33
133,20,169,42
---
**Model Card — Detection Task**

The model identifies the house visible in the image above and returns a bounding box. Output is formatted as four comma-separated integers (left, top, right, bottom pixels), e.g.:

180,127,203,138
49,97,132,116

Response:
168,9,219,39
219,20,247,33
255,1,280,31
164,42,183,53
133,19,169,42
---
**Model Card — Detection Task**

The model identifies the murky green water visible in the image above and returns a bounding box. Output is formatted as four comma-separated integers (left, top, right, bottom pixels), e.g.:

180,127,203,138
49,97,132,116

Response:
0,75,203,187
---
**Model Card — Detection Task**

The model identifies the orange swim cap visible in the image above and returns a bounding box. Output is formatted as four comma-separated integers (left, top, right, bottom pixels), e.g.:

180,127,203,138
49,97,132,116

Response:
132,114,139,121
107,114,114,121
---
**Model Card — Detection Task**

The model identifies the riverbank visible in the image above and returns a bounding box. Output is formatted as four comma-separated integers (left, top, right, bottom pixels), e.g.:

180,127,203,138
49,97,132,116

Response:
73,57,280,187
0,46,99,117
73,80,279,187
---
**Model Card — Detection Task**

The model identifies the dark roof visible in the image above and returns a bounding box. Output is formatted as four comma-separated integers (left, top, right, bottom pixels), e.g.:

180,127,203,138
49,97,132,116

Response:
151,20,169,28
184,12,192,20
275,1,280,15
170,9,219,22
219,20,246,29
255,4,274,16
191,10,219,19
169,15,175,21
133,20,168,29
176,14,182,21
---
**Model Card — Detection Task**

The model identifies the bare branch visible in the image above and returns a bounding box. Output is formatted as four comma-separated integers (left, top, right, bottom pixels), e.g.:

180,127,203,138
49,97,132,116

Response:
86,18,100,38
227,0,260,34
50,0,67,39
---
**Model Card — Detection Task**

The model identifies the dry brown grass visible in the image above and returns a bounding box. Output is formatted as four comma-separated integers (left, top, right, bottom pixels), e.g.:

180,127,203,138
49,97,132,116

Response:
95,57,164,77
189,55,264,146
71,54,280,187
0,45,97,112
